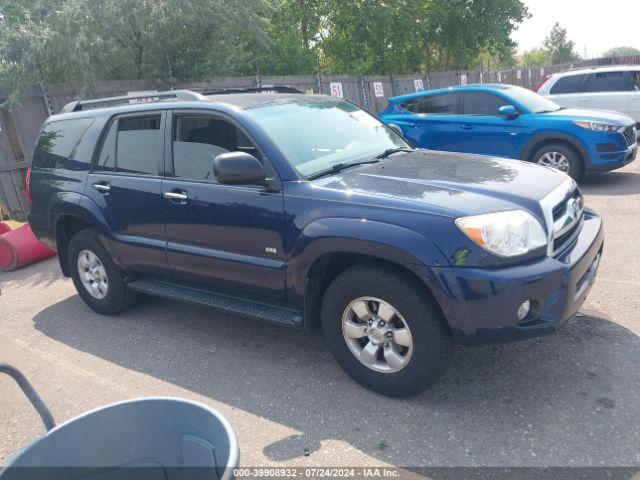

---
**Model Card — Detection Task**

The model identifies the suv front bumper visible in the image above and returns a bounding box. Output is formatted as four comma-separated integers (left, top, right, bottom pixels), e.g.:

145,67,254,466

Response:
588,144,637,172
435,210,604,345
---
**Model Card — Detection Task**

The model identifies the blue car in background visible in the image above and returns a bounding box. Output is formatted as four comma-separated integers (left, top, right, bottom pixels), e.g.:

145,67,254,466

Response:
380,84,638,180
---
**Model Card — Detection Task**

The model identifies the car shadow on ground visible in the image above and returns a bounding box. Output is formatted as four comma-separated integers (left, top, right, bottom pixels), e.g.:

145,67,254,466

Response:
581,171,640,196
32,294,640,467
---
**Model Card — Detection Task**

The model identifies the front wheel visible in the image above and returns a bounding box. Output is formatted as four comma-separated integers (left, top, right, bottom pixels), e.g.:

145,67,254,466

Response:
321,265,454,398
532,143,584,180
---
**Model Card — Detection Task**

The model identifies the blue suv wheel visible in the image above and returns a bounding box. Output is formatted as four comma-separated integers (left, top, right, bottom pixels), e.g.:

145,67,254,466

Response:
532,143,584,180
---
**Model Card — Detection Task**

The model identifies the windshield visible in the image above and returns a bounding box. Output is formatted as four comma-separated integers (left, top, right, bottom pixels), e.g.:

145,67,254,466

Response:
245,98,408,177
505,86,561,113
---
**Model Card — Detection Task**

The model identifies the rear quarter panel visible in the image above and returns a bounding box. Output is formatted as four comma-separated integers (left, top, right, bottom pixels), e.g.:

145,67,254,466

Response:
29,116,107,247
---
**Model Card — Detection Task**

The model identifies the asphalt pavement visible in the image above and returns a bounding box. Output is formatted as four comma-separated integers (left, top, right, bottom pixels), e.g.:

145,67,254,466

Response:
1,158,639,470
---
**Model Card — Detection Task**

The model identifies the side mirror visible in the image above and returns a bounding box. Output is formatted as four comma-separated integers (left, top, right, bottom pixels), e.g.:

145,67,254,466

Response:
498,105,518,118
387,123,404,138
214,151,266,185
387,123,416,148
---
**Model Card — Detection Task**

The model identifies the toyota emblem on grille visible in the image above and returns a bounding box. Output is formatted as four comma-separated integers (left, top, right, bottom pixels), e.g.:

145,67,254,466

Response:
567,196,583,221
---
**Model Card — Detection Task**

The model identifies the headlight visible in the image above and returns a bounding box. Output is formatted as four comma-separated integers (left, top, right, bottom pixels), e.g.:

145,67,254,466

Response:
455,210,547,257
573,121,621,132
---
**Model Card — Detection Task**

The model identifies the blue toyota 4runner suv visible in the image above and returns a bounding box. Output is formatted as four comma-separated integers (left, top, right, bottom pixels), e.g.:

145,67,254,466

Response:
380,84,638,180
28,89,604,397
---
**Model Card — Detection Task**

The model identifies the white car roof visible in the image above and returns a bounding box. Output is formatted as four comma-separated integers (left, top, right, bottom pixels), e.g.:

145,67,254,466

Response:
552,65,640,77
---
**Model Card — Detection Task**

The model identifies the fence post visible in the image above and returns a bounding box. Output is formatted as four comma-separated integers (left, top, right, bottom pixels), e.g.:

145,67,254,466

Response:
316,71,323,94
389,75,399,97
360,76,371,112
255,59,262,88
40,83,54,116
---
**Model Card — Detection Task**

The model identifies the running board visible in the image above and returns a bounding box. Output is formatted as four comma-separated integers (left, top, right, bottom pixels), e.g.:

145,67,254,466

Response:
126,278,304,328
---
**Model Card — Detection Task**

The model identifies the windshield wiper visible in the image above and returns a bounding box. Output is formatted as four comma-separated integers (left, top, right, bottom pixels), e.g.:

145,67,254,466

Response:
307,159,380,180
537,107,565,114
376,147,415,159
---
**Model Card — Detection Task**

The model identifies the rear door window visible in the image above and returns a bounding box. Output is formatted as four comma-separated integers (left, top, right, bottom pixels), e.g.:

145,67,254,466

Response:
95,114,162,175
462,92,510,116
549,74,589,94
401,93,458,114
33,117,94,169
584,71,632,92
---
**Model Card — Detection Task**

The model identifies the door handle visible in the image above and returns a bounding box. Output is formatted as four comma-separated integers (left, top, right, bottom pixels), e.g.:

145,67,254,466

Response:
92,182,111,194
163,190,188,202
461,124,475,130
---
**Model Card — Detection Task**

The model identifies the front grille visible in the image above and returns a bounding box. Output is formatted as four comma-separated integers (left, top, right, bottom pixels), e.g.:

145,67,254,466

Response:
551,188,584,254
553,218,582,252
622,125,637,147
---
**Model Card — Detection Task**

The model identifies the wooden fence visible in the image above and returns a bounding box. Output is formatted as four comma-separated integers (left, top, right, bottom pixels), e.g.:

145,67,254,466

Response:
1,54,639,221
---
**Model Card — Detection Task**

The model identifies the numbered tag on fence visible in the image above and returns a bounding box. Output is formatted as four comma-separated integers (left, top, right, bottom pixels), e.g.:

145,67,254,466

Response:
373,82,385,98
413,79,424,92
330,82,344,98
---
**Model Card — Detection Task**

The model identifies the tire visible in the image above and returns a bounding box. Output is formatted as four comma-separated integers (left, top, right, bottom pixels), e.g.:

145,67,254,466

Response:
532,143,584,181
68,230,136,315
321,265,454,398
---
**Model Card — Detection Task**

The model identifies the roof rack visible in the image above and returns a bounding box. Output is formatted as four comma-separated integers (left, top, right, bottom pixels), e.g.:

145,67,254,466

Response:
61,90,208,113
198,85,305,95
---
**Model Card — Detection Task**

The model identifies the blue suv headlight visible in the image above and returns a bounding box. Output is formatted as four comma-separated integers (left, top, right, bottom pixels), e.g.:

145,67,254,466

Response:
573,121,623,132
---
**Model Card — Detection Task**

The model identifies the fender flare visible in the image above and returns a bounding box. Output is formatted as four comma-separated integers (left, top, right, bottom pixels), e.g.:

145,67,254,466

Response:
520,132,590,166
50,193,114,275
287,217,451,305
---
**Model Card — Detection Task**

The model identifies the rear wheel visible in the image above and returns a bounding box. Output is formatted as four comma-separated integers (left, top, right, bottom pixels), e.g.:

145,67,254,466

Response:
68,230,136,315
532,143,584,180
321,265,454,397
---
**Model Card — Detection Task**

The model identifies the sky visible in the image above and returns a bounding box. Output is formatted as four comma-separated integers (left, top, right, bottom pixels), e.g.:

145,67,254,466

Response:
512,0,640,57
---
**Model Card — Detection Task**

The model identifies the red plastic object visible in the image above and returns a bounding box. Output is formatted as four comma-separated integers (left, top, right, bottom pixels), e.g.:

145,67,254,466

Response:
0,222,11,235
0,224,56,272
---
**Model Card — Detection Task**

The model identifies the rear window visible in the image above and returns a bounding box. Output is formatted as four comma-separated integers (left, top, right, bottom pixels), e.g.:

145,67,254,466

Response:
584,71,631,92
549,74,588,94
401,93,457,114
33,117,95,169
95,115,162,175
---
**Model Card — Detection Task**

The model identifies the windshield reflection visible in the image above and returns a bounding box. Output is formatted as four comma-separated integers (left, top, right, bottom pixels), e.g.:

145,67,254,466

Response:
245,97,408,177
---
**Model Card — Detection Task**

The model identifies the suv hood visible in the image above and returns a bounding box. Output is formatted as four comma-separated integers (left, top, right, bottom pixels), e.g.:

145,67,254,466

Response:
540,107,634,125
312,150,569,218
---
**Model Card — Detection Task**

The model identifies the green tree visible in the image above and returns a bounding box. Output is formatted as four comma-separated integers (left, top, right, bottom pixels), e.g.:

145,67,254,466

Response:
1,0,531,101
543,22,579,64
603,46,640,58
518,48,551,67
422,0,528,71
317,0,528,74
256,0,321,75
0,0,271,100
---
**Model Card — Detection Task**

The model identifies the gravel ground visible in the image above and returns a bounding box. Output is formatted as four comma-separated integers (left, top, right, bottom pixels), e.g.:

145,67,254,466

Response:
1,158,639,470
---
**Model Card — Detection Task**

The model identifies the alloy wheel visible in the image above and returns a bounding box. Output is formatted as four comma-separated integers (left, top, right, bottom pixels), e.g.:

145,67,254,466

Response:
77,249,109,299
537,151,570,173
341,297,413,373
